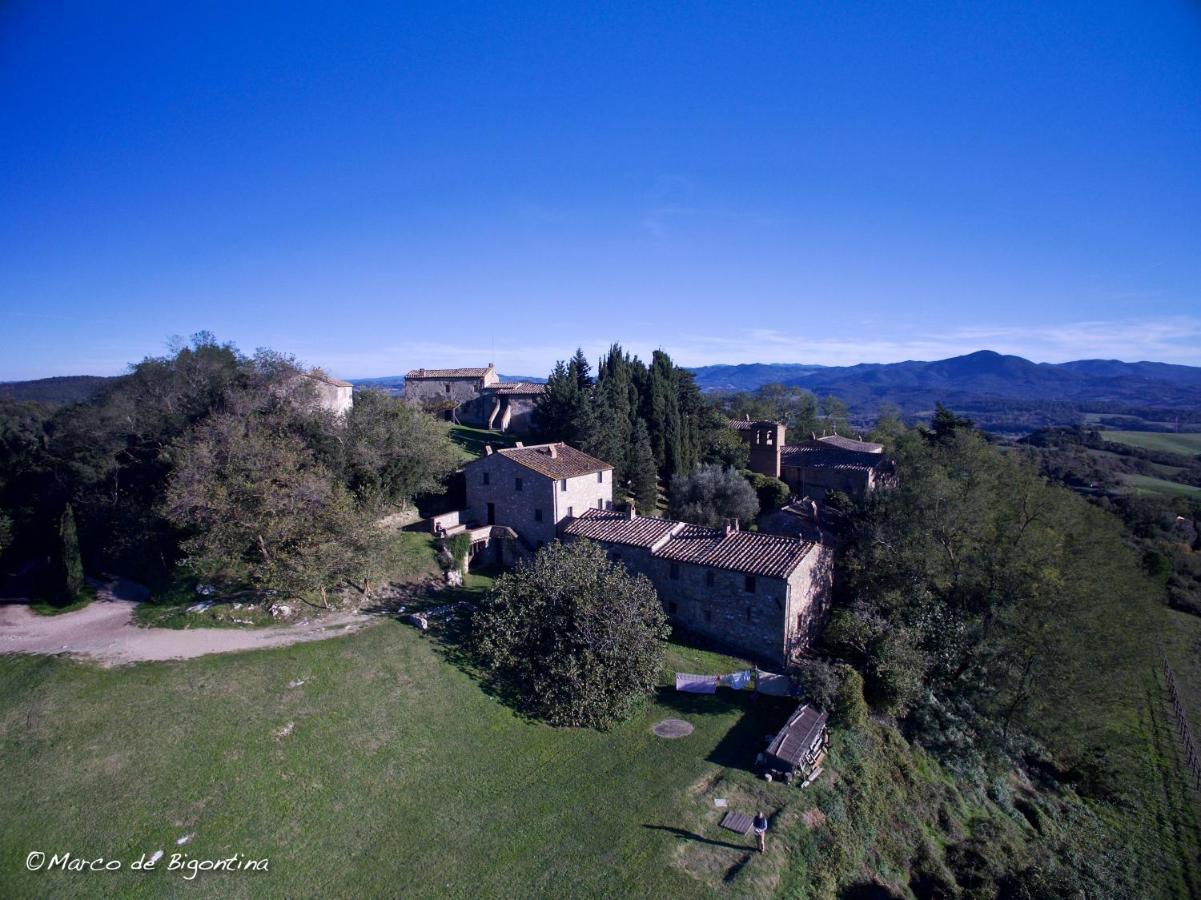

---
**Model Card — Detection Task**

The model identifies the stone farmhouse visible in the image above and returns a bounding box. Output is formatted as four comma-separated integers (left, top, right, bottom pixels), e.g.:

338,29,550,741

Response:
282,369,353,416
731,419,894,502
431,439,834,666
404,363,545,433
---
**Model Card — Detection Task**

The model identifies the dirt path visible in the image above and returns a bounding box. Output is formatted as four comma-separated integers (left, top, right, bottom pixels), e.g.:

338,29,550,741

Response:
0,579,370,667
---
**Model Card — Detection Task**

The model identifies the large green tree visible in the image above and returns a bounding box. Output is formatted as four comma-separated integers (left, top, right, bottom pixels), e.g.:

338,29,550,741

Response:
830,421,1154,782
668,463,760,528
165,403,363,605
341,389,460,513
472,540,670,728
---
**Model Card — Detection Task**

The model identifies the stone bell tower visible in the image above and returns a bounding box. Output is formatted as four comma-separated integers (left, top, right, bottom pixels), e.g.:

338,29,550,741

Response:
747,421,786,479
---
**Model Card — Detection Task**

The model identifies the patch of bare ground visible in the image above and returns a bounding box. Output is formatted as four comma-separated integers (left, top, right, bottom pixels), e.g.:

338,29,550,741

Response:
0,580,374,666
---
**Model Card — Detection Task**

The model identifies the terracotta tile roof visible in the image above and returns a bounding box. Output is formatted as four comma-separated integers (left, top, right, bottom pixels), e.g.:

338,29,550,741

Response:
497,442,612,480
405,366,493,379
488,382,546,396
655,524,815,579
780,441,887,473
561,509,682,548
818,435,883,453
728,418,782,431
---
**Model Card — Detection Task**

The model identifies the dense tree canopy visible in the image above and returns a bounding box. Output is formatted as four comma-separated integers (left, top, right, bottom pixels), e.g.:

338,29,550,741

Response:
0,333,458,605
668,463,760,528
534,344,732,508
830,420,1155,783
471,540,669,728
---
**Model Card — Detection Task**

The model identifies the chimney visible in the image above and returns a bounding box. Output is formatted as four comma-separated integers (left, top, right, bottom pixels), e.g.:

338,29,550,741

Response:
745,414,751,422
515,441,524,448
626,500,637,520
484,444,493,456
549,444,558,458
724,519,739,536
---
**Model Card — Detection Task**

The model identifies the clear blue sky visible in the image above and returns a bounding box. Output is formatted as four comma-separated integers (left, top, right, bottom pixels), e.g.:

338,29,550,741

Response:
2,1,1199,380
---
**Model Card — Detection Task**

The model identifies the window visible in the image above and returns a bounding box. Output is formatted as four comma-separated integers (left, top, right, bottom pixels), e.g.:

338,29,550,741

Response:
515,477,523,492
560,478,568,491
705,570,715,588
667,601,679,615
567,506,573,518
610,551,622,562
445,383,451,394
597,471,604,483
670,563,680,580
797,612,805,632
744,575,757,593
597,498,604,509
482,472,490,486
534,508,543,522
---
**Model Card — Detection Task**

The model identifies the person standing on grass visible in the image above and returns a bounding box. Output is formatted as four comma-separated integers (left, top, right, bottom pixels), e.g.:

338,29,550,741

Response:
753,811,768,852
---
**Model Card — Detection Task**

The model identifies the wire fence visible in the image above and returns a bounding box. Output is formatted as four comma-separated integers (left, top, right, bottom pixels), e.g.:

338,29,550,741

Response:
1163,656,1201,792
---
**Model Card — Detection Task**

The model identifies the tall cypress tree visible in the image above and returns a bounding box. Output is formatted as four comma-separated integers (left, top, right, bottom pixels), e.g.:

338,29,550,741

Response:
627,419,659,512
55,503,85,604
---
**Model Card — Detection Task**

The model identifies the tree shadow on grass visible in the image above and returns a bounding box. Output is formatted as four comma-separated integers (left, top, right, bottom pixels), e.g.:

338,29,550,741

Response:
653,686,795,771
641,824,752,853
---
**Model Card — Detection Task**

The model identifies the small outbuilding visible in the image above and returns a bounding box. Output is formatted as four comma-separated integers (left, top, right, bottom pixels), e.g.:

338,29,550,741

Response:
760,703,829,785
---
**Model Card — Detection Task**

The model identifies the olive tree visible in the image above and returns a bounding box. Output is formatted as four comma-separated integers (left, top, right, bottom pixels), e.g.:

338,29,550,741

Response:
472,540,670,728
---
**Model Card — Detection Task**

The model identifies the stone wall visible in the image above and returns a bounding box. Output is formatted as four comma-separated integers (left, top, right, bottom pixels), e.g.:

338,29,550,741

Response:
406,376,488,407
783,542,835,658
457,393,540,434
564,534,809,667
780,465,874,501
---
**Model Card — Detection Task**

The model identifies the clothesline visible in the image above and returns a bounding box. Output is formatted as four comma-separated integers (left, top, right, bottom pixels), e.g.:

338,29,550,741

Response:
673,669,795,696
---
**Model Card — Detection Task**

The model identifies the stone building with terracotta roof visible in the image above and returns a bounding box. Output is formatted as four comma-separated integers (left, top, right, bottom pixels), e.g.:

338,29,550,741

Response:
405,364,500,406
404,362,544,433
561,507,834,666
437,439,834,665
732,418,894,502
465,442,614,548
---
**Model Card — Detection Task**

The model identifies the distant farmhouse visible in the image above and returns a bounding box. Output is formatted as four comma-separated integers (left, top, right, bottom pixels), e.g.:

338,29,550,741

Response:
284,368,353,416
431,440,834,666
404,363,544,433
731,419,894,502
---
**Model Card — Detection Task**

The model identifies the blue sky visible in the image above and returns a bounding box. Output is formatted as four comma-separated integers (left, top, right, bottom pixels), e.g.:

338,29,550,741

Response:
1,1,1199,380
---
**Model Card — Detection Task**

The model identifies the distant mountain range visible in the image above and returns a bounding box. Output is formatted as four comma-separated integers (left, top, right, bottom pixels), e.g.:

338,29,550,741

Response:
0,375,112,405
5,353,1199,434
689,351,1201,432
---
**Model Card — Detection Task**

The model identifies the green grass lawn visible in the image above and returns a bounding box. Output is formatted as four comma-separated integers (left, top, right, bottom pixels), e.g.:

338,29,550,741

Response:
1122,473,1201,498
5,565,1200,897
0,600,800,898
1104,431,1201,457
30,586,97,617
449,424,517,460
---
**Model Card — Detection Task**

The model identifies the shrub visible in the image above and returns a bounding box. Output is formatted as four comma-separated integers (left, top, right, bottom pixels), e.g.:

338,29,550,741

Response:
748,472,790,510
471,541,670,728
446,533,472,570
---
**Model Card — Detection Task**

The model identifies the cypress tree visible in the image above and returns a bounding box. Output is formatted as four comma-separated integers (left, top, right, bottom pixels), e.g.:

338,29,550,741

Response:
56,503,85,604
627,419,659,512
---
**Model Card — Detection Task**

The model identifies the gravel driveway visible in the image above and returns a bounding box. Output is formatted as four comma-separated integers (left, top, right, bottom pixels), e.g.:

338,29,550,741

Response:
0,579,368,666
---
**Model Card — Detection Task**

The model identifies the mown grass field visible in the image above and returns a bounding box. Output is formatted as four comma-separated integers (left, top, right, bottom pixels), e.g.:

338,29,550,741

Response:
1122,473,1201,498
0,598,805,898
3,573,1200,897
1105,431,1201,457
